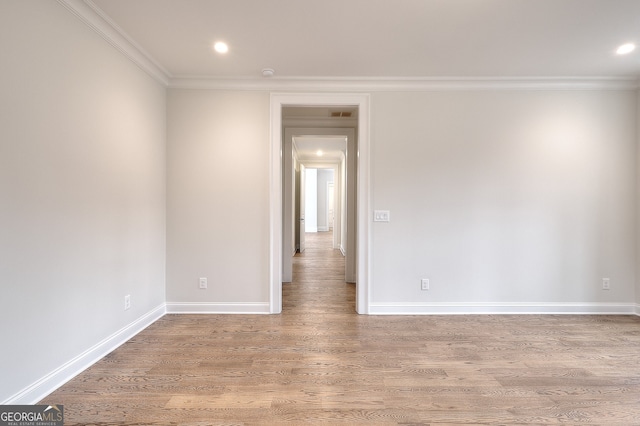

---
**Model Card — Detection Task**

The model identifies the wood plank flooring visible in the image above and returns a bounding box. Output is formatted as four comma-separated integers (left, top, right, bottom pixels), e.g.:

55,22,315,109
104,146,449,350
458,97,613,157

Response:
42,231,640,425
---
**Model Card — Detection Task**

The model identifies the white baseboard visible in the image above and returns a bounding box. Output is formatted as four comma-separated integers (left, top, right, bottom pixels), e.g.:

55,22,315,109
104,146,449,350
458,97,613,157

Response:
340,245,346,256
166,302,270,314
3,303,166,405
317,226,329,232
635,304,640,316
369,302,638,315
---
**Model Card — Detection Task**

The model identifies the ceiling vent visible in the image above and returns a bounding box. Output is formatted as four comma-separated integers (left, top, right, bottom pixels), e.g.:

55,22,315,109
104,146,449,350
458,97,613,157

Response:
330,111,352,118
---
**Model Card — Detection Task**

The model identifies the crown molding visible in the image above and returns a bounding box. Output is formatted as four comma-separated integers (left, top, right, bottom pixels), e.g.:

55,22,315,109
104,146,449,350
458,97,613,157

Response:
169,76,640,91
56,0,171,85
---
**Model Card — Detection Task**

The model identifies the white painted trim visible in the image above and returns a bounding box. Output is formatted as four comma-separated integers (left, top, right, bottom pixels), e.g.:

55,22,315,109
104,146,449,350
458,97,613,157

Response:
635,304,640,316
369,302,638,315
340,245,346,256
270,93,370,314
56,0,170,85
2,303,166,405
356,96,371,313
270,97,284,313
170,76,639,91
318,226,329,232
166,302,270,314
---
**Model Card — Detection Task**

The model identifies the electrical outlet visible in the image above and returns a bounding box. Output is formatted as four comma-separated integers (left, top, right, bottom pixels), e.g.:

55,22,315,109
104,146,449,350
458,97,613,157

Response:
124,294,131,310
602,278,610,290
421,278,430,291
199,277,208,289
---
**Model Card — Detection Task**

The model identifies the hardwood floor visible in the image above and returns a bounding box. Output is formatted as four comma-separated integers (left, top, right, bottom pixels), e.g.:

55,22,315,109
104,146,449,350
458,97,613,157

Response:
42,231,640,425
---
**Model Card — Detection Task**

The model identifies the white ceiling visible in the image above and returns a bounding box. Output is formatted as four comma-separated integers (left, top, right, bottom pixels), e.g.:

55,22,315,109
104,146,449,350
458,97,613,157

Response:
90,0,640,79
293,136,346,163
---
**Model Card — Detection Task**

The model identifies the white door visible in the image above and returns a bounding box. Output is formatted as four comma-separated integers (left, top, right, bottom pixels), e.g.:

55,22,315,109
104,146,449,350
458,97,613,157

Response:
328,182,334,230
304,168,318,233
298,164,306,252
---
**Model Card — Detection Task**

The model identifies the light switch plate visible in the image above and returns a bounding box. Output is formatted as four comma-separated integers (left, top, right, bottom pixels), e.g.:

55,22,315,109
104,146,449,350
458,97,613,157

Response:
374,210,390,222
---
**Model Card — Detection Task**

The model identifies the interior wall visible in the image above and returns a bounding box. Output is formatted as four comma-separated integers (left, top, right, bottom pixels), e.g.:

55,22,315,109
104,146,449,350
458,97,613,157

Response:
166,90,270,309
371,90,637,310
345,131,357,283
341,156,347,254
0,1,166,402
281,132,296,282
637,89,640,310
335,157,344,249
295,161,302,252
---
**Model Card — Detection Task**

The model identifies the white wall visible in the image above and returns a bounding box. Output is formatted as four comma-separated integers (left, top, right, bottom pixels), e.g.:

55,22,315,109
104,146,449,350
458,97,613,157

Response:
637,90,640,311
0,1,166,403
371,90,637,311
166,90,270,311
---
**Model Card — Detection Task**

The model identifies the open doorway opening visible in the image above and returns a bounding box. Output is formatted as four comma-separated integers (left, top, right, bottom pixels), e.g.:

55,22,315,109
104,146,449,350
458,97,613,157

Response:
296,166,337,260
297,167,334,249
296,166,339,283
269,93,370,314
284,132,351,281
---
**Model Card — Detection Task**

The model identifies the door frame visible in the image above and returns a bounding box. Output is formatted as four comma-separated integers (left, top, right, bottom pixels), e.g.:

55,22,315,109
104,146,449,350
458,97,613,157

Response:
269,93,370,314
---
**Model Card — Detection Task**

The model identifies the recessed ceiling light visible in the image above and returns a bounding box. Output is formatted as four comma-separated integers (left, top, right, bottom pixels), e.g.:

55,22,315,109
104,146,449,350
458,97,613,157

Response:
316,150,323,157
262,68,275,77
213,41,229,54
616,43,635,55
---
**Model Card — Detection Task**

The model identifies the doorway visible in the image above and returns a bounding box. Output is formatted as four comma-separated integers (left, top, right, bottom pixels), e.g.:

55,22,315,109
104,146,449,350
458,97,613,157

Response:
284,132,350,282
269,93,370,314
297,166,337,254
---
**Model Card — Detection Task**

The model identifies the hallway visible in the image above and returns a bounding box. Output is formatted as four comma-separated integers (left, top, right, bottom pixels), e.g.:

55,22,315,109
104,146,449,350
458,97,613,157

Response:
284,231,354,314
